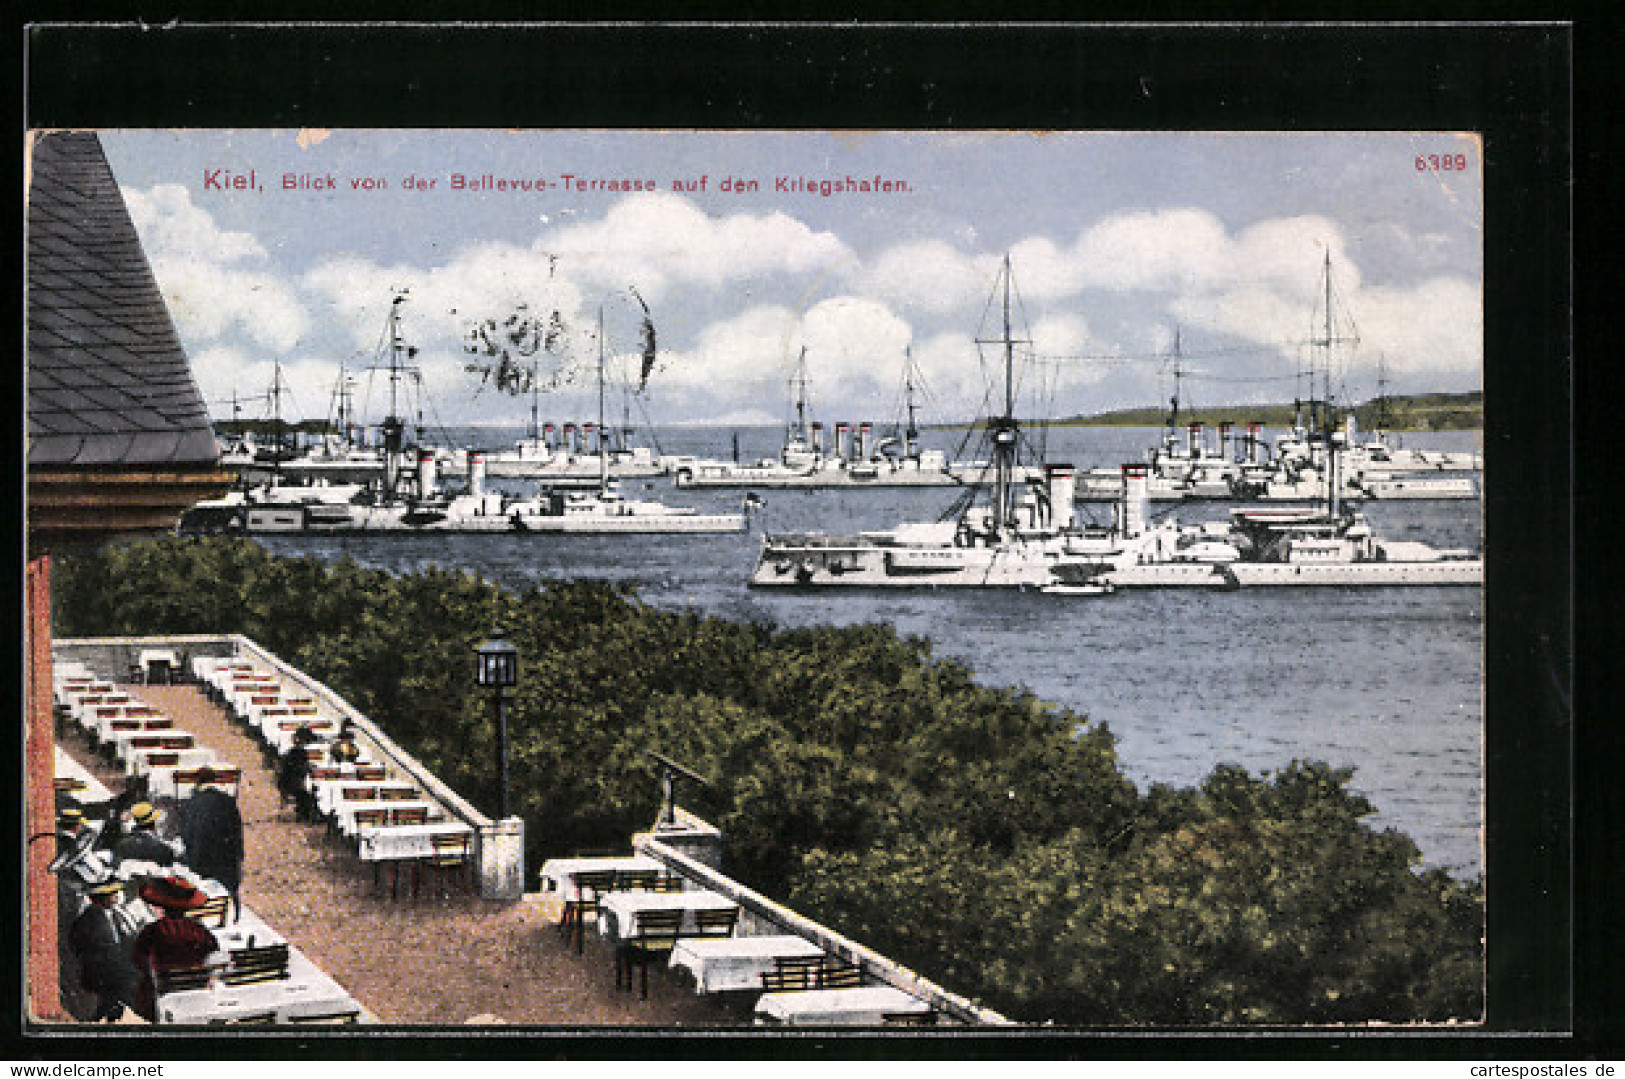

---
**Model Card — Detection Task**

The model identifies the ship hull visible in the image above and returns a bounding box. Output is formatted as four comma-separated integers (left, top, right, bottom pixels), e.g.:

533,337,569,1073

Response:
1225,560,1482,586
512,513,744,534
674,464,965,489
749,537,1075,588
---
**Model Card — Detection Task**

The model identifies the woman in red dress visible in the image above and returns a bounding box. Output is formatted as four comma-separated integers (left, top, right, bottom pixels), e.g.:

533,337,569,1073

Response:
130,876,219,1022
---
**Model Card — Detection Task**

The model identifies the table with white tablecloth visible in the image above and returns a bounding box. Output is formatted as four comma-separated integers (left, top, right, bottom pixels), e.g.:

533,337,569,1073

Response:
668,935,827,995
538,855,662,898
596,890,739,945
355,821,473,863
754,985,934,1026
311,777,408,816
153,905,363,1024
108,727,196,764
333,800,437,838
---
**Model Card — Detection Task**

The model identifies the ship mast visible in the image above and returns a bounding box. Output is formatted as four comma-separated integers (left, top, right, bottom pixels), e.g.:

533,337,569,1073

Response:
379,291,411,502
978,255,1026,537
903,346,920,458
597,305,609,494
792,346,810,449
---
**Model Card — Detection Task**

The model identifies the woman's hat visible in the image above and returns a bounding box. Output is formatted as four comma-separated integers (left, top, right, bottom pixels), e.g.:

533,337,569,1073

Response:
139,875,207,911
293,726,318,745
130,802,159,827
87,879,125,898
58,806,85,825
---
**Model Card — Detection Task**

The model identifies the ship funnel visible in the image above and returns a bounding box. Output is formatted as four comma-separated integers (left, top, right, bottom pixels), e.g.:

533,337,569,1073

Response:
1218,422,1233,461
1118,464,1150,537
1187,422,1204,458
1247,422,1263,464
1045,464,1076,530
835,422,850,461
584,423,599,454
468,451,486,497
812,422,824,454
563,423,577,454
418,449,438,497
858,422,873,461
543,423,556,452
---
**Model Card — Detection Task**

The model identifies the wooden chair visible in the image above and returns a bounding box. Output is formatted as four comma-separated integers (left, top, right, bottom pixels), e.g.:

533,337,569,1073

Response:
52,777,86,794
142,717,175,730
341,785,378,802
414,832,472,899
354,765,387,781
615,869,662,891
186,894,231,928
304,747,326,763
221,943,291,986
616,908,686,999
210,1011,277,1026
760,960,819,993
286,1008,361,1025
159,735,194,750
818,960,864,989
882,1010,938,1026
144,751,180,768
692,907,739,938
310,766,340,781
390,805,429,825
171,768,203,798
108,718,141,733
210,767,242,797
128,735,164,751
352,808,387,828
651,873,688,893
378,786,418,802
559,869,619,954
154,966,212,994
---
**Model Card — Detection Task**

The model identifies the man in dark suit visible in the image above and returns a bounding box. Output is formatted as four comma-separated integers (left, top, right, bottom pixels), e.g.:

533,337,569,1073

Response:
111,802,177,868
68,879,141,1021
173,767,244,920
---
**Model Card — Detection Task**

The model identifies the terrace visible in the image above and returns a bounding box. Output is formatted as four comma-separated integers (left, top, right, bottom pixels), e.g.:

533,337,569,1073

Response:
47,635,1008,1029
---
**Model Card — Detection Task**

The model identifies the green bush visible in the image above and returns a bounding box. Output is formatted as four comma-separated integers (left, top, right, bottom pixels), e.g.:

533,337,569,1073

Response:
53,535,1483,1025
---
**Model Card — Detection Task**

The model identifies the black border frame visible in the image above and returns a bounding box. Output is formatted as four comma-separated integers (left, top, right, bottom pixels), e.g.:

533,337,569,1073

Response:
13,16,1585,1061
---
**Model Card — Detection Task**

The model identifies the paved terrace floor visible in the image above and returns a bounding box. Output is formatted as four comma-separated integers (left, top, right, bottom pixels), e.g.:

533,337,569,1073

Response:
58,684,739,1027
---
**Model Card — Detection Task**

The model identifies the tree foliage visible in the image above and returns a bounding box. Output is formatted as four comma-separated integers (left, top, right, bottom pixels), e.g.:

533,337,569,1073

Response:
53,536,1483,1025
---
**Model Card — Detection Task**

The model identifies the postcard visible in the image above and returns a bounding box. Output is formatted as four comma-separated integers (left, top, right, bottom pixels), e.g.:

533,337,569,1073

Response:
22,124,1507,1037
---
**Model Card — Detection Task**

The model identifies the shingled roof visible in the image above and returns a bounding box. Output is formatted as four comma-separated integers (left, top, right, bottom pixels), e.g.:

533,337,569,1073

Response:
26,130,219,468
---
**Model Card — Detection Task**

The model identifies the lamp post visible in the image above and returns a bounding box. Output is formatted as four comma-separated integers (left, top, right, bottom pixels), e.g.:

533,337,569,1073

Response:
475,628,520,820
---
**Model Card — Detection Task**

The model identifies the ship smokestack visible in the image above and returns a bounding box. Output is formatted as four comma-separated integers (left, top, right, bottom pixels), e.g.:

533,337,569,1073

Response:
835,422,850,461
858,422,873,461
563,423,578,455
812,422,824,454
1218,421,1233,461
1045,463,1076,530
418,449,438,497
1247,422,1263,464
584,423,599,455
1187,421,1203,458
543,422,556,452
468,451,485,497
1118,464,1150,537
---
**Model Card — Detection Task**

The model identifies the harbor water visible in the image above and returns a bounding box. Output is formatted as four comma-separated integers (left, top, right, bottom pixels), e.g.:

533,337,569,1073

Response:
254,424,1486,878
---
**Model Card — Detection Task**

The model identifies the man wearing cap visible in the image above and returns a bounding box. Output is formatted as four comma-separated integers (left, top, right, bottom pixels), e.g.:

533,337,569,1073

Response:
112,803,177,868
132,876,222,1021
56,806,91,861
68,880,141,1021
173,767,244,919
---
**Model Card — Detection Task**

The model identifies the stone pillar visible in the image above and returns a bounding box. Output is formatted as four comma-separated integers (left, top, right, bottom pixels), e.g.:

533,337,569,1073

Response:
478,816,525,900
637,806,724,871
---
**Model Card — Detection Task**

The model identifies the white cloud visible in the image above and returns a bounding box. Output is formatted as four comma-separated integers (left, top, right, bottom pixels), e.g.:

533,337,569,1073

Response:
122,183,309,353
855,239,991,314
539,192,854,302
122,184,267,264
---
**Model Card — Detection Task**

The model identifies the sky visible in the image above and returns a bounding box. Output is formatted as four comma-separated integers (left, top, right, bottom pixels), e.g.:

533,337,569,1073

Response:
93,129,1483,431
